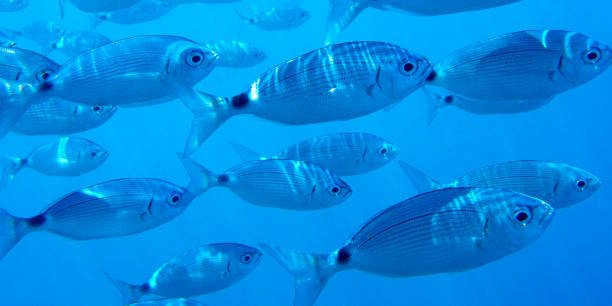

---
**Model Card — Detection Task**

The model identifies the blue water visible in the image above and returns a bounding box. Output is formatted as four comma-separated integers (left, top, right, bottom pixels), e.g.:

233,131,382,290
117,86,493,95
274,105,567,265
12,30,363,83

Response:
1,1,611,305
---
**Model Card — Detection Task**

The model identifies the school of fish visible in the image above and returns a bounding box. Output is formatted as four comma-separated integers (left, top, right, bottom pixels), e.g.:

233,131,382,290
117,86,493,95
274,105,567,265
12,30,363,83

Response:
0,0,608,305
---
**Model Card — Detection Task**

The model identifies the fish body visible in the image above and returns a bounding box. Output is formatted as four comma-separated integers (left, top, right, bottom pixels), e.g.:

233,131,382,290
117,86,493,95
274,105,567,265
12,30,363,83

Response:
166,0,237,3
0,158,206,260
262,187,554,305
399,160,601,209
106,243,262,304
182,157,352,210
325,0,521,42
238,6,311,31
425,30,612,120
0,0,28,12
232,133,400,176
127,299,208,306
41,35,217,106
22,137,108,176
60,0,141,13
204,40,266,68
179,41,431,155
52,31,112,57
13,101,117,135
92,0,174,27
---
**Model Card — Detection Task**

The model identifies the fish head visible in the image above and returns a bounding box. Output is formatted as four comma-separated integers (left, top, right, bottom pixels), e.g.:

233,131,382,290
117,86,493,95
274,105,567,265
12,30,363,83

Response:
211,243,263,279
361,136,400,169
155,185,191,213
559,32,612,85
250,47,267,65
80,104,118,121
316,174,352,206
377,48,433,100
485,190,554,251
552,164,601,208
76,138,109,166
165,40,219,84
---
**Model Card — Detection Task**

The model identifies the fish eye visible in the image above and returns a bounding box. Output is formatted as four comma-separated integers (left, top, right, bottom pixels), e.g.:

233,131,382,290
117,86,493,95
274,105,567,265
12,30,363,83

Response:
36,69,53,82
377,146,388,156
89,151,97,158
328,185,341,196
583,48,602,64
575,178,588,191
167,191,182,205
514,208,532,224
186,50,205,67
400,60,418,76
240,253,254,264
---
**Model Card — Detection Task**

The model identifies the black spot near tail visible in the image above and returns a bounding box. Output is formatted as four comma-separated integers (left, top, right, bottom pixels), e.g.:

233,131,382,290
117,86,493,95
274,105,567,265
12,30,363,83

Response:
426,71,437,82
443,95,454,104
337,247,351,264
39,81,53,91
218,174,229,183
139,283,151,293
27,214,46,227
231,93,250,109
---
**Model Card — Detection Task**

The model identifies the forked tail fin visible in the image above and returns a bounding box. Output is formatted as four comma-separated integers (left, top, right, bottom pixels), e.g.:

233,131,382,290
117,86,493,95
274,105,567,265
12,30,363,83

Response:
0,208,30,260
259,243,337,306
398,161,442,193
103,272,146,305
325,0,367,43
0,157,26,188
178,154,221,197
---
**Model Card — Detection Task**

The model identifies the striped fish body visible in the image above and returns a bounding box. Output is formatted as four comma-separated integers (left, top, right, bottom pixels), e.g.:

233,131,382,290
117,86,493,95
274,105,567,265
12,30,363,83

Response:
278,133,399,176
339,188,553,277
65,0,141,13
429,30,612,101
0,47,58,83
30,179,189,239
12,100,117,135
239,42,431,124
223,159,351,210
146,243,262,297
448,161,601,209
46,35,217,106
25,137,108,176
371,0,521,15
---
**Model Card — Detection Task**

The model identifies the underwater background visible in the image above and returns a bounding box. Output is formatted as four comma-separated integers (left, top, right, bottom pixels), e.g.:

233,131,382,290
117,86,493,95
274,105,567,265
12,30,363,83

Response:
0,0,611,305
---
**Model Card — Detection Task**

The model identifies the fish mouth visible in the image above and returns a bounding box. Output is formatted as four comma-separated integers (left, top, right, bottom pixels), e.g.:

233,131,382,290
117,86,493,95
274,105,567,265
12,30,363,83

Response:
538,203,555,227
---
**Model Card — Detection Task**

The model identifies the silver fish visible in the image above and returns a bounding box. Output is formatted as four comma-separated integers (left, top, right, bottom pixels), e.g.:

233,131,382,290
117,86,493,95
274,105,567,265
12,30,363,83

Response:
59,0,141,16
424,30,612,122
12,101,117,135
231,133,400,176
91,0,174,28
0,35,218,138
175,41,431,155
127,299,208,306
0,136,108,182
0,157,206,260
166,0,237,3
106,243,262,304
181,156,352,210
51,31,112,57
326,0,521,42
204,40,266,68
0,0,28,12
20,21,66,52
236,5,311,31
262,187,554,306
399,160,601,209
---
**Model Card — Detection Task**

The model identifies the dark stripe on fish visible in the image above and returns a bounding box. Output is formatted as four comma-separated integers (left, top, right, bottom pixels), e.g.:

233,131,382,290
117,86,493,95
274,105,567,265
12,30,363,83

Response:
27,214,46,227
